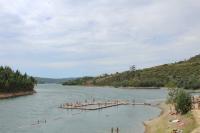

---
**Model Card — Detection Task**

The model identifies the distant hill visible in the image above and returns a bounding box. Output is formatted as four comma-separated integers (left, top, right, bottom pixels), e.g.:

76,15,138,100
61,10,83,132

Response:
35,77,76,84
63,54,200,90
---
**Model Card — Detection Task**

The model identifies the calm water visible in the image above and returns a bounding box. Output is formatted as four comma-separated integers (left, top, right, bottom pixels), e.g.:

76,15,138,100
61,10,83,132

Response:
0,84,167,133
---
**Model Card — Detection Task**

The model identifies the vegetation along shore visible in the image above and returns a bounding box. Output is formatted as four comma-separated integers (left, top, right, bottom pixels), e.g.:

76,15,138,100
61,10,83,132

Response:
0,66,37,99
144,102,198,133
144,88,200,133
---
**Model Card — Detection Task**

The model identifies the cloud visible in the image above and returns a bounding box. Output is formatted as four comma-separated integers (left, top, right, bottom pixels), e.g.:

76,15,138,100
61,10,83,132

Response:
0,0,199,77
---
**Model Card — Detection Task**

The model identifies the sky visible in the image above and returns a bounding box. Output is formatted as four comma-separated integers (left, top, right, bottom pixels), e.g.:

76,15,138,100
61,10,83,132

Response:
0,0,200,78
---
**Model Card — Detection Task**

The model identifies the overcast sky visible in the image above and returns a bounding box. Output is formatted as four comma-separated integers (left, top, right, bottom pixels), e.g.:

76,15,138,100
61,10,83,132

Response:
0,0,200,78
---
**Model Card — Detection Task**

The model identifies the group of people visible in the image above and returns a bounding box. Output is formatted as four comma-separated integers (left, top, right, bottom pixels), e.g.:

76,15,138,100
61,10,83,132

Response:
111,127,119,133
37,120,47,124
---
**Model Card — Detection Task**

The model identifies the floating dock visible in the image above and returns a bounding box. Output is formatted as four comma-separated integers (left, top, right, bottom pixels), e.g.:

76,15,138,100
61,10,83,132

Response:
60,100,151,110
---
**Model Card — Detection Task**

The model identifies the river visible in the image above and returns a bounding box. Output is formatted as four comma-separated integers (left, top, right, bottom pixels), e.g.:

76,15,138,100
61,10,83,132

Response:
0,84,167,133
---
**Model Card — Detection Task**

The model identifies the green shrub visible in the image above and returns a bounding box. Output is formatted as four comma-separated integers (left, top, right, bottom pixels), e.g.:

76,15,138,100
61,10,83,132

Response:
175,89,192,114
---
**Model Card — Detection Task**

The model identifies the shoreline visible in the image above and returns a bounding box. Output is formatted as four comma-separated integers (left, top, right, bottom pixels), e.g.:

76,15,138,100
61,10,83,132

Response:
62,84,161,89
0,91,36,99
144,102,198,133
143,102,166,133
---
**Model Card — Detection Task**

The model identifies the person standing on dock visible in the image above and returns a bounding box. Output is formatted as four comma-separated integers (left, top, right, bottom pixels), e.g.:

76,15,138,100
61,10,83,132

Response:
93,98,95,103
132,99,135,105
111,127,114,133
116,127,119,133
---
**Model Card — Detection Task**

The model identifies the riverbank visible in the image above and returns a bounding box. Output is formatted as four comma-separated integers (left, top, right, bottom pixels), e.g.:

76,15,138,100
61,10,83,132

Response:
191,110,200,133
144,102,198,133
0,91,36,99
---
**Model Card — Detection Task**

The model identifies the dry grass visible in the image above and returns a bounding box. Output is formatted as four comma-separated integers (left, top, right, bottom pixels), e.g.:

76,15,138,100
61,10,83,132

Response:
191,110,200,133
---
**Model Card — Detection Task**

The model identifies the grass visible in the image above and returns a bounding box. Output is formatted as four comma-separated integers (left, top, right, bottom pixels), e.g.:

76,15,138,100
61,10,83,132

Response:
145,103,198,133
182,112,198,133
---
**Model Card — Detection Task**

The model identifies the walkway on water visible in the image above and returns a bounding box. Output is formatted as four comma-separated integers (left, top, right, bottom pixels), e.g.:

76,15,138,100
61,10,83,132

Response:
60,99,152,111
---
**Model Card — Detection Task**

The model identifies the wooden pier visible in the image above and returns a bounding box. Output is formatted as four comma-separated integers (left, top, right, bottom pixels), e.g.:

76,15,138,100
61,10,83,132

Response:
60,99,151,111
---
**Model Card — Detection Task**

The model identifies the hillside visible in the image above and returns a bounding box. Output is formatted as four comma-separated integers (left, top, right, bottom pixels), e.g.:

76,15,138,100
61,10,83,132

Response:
35,77,75,84
63,54,200,90
0,66,37,93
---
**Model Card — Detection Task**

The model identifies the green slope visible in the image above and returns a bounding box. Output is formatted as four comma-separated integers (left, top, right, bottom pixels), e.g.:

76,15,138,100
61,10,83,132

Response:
0,66,37,93
63,54,200,90
35,77,75,84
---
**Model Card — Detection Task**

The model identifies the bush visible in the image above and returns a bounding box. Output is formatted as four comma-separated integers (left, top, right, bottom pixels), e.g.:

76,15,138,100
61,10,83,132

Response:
112,81,121,88
175,89,192,114
167,87,178,104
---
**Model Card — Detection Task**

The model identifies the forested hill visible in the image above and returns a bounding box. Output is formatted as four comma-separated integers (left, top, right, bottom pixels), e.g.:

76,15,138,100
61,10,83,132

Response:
0,66,37,93
35,77,75,84
63,54,200,90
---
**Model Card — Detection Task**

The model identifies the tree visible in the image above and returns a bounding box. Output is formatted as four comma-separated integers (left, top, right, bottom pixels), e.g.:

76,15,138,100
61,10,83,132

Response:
166,81,178,104
130,65,136,72
175,89,192,114
30,76,37,84
0,66,37,93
